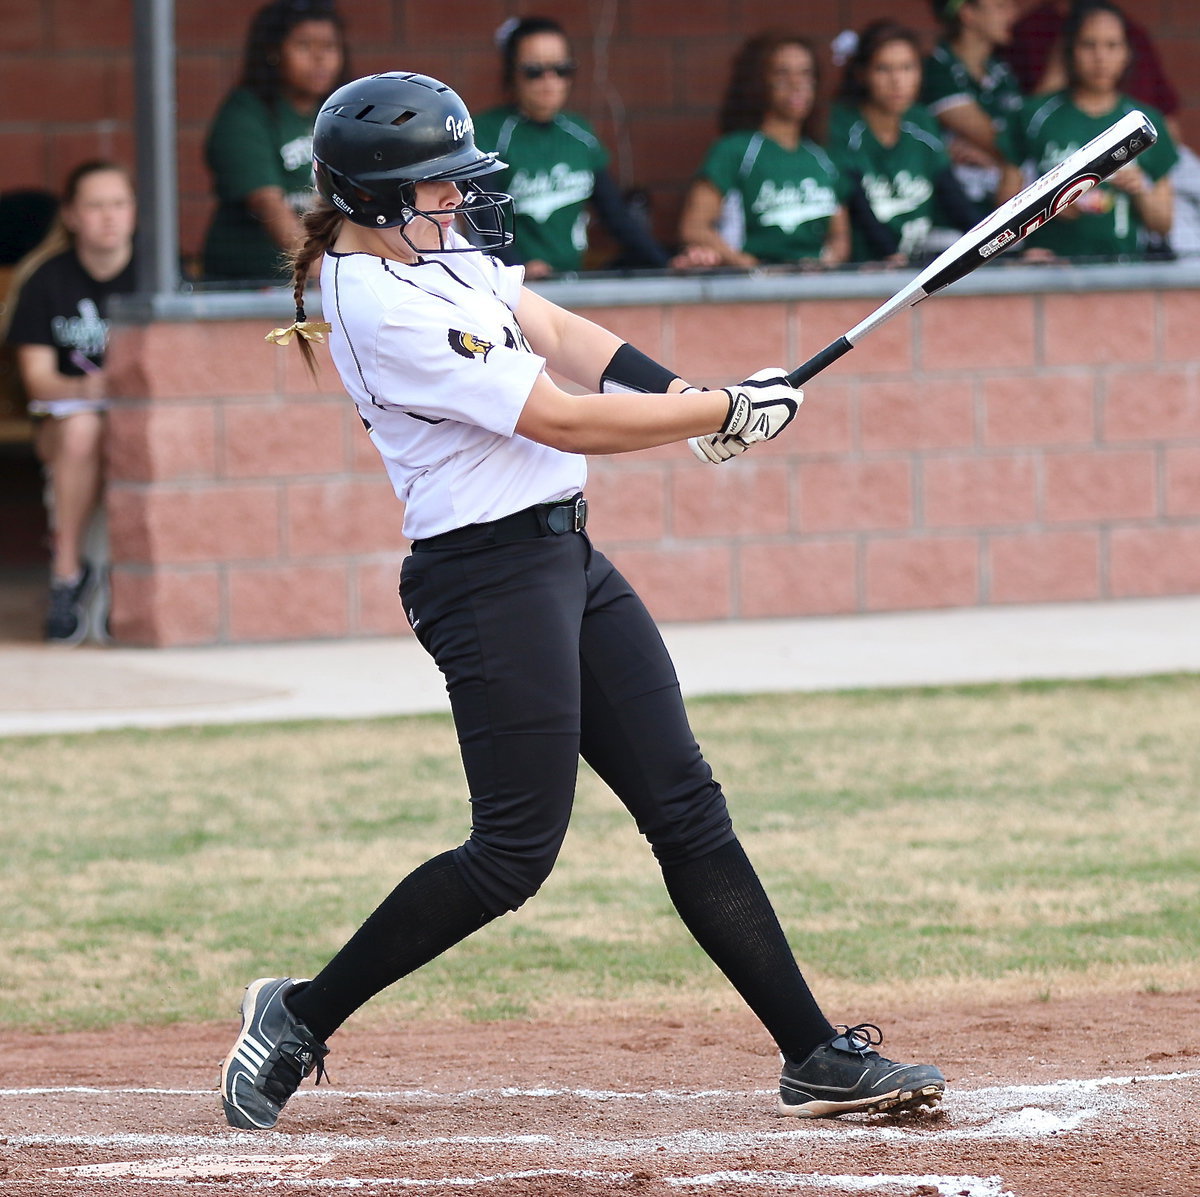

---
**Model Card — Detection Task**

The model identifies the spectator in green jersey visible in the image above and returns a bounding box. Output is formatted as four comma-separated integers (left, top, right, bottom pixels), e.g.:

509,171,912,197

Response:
474,17,710,277
922,0,1025,208
678,31,851,269
1003,0,1179,136
996,0,1177,261
828,21,981,264
201,0,348,282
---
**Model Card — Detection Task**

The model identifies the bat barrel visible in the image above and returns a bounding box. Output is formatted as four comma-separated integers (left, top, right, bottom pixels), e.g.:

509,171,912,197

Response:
915,109,1158,296
778,110,1158,391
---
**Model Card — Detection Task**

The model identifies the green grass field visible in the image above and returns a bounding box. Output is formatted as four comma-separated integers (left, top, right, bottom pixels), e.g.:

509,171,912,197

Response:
2,674,1197,1031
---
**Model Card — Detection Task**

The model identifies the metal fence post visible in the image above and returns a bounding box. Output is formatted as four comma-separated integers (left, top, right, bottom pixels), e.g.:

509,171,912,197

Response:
132,0,180,299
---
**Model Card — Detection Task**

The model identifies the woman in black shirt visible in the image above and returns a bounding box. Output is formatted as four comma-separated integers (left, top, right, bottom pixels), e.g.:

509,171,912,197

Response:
3,160,136,644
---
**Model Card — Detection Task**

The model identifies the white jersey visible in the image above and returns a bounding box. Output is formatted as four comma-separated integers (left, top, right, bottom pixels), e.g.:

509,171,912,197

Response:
321,232,587,540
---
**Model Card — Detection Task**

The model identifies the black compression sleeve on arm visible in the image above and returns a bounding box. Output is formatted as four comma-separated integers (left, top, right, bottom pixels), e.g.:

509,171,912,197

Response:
846,175,900,259
591,167,671,268
600,342,681,394
935,166,985,231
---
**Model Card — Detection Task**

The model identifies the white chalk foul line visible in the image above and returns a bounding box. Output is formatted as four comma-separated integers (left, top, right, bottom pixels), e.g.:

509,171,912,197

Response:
2,1070,1194,1105
29,1166,637,1190
0,1087,214,1097
0,1084,758,1103
50,1154,335,1180
32,1163,1013,1195
676,1175,1012,1194
10,1131,559,1154
667,1172,1012,1197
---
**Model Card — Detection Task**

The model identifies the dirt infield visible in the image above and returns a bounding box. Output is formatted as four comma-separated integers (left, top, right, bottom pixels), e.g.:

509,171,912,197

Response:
1,989,1197,1196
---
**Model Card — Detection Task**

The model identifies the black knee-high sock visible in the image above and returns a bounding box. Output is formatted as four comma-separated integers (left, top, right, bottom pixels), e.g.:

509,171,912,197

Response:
660,838,835,1063
287,851,494,1042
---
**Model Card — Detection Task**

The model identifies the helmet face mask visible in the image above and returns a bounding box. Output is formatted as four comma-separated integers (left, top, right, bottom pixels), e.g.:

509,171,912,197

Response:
313,71,515,254
393,179,515,256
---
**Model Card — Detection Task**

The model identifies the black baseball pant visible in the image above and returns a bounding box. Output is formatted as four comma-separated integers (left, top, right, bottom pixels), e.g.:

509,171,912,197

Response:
291,515,834,1060
400,525,734,915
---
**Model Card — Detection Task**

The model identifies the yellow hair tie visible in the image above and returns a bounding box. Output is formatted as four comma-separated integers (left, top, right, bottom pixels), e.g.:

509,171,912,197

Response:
265,320,333,347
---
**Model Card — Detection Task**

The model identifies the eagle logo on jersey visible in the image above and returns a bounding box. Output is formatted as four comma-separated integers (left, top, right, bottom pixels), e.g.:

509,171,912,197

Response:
449,330,495,361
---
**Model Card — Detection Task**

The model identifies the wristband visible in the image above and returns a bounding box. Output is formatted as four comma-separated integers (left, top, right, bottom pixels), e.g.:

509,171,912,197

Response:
600,343,680,394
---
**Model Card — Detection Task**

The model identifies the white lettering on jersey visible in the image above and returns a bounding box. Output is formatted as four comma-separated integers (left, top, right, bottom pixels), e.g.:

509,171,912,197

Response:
507,165,595,223
898,216,932,256
280,134,314,173
750,177,838,234
861,170,935,224
51,299,107,359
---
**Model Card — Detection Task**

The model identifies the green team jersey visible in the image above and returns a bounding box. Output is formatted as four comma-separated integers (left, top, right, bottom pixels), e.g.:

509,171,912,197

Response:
921,40,1025,205
473,106,608,274
828,105,952,261
999,93,1179,259
202,87,317,281
921,41,1024,132
698,130,848,263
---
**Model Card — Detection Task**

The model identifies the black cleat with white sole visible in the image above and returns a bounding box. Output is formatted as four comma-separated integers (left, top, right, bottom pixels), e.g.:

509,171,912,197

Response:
220,977,329,1130
779,1022,945,1118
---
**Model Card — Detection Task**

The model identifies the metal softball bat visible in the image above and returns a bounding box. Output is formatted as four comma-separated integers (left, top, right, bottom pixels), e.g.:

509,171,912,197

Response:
784,108,1158,388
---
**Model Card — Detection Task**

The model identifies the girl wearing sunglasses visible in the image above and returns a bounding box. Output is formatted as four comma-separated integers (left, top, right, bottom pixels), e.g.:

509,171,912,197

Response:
474,16,708,277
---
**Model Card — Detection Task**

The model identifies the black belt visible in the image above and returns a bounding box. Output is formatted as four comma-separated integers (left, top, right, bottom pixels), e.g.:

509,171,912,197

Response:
411,493,588,552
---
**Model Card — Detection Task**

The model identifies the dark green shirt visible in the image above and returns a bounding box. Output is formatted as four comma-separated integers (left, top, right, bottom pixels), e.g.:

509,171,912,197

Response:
829,106,952,261
921,40,1024,132
921,39,1026,205
474,106,609,274
202,87,317,281
699,131,848,263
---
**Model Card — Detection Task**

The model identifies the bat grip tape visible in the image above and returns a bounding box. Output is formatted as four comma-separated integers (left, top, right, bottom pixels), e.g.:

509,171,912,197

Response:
786,337,852,388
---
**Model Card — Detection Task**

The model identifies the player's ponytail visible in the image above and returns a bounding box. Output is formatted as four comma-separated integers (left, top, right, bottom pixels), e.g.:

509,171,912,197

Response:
264,201,342,376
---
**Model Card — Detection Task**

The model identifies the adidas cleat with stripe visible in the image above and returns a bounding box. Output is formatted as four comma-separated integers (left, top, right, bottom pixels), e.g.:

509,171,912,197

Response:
220,977,329,1130
779,1022,945,1118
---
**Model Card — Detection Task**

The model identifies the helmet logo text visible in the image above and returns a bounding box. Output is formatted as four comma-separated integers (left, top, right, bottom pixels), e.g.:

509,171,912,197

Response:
445,114,474,141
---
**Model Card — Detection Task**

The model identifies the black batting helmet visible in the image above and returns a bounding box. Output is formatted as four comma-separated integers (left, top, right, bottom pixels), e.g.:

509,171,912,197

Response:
313,72,513,250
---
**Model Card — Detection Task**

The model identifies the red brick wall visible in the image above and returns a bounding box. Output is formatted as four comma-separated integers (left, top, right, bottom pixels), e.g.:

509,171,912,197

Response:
103,285,1200,646
2,2,1198,266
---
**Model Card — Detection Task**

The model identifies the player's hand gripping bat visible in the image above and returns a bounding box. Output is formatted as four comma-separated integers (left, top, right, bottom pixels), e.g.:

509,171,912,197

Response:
689,109,1158,461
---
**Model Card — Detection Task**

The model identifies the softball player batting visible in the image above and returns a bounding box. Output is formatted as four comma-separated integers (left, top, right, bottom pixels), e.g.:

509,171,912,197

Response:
220,70,945,1131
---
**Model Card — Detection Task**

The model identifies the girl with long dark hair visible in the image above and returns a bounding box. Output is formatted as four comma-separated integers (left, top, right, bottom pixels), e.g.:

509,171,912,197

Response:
678,32,852,268
201,0,348,281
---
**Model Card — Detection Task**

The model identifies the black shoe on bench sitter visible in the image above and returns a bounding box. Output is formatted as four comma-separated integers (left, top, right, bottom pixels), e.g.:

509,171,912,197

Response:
778,1022,945,1118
